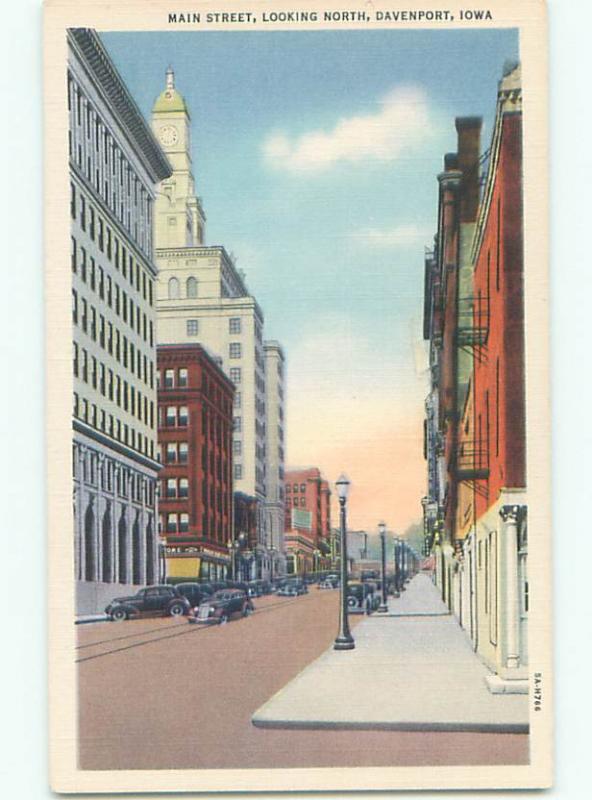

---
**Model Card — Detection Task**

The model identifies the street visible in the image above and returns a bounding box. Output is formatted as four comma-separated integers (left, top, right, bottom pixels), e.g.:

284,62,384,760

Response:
78,587,528,770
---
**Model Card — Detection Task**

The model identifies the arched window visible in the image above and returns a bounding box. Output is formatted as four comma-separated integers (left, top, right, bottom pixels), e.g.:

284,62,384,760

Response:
186,277,198,298
168,277,180,299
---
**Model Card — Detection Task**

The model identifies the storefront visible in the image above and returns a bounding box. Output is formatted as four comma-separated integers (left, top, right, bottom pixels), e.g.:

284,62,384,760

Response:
164,544,231,582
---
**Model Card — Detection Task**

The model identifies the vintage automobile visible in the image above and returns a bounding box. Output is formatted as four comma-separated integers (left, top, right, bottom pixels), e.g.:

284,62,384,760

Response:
189,589,254,624
174,582,213,609
277,585,299,597
105,585,191,621
346,581,380,614
318,578,339,589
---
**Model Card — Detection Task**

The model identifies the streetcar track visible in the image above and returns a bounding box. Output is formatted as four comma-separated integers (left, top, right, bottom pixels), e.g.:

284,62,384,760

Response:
76,596,305,663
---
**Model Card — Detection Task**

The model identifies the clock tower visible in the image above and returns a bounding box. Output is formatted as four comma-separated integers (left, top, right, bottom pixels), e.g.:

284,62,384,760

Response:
151,67,206,248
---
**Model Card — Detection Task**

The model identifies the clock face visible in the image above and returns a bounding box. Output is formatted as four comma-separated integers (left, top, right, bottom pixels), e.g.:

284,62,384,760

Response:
159,125,179,147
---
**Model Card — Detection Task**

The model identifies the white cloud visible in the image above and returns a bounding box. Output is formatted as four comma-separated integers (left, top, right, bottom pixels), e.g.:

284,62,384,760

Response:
350,222,435,249
263,85,432,174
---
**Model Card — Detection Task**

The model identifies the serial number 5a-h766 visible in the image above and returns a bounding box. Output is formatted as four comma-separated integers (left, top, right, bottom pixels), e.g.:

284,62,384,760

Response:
533,672,543,711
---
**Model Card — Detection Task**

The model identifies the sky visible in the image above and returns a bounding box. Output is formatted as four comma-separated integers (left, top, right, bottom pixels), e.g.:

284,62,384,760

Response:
102,27,519,534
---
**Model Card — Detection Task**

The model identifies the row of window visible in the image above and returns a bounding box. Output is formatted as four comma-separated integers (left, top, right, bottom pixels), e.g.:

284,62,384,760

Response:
288,497,308,508
68,74,152,258
158,368,188,389
71,294,154,391
167,276,199,300
71,186,154,307
72,240,154,350
156,366,234,417
73,393,154,459
286,483,308,493
159,406,189,428
73,344,154,427
74,445,156,504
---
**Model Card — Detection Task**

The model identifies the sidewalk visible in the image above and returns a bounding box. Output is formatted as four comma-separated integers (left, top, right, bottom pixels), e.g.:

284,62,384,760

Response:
75,614,109,625
252,574,529,733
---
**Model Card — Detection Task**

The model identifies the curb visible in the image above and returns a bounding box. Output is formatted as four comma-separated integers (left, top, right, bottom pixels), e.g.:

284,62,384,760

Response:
251,717,530,734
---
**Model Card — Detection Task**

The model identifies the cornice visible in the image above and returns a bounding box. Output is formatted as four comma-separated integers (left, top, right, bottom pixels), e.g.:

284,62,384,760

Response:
68,28,172,183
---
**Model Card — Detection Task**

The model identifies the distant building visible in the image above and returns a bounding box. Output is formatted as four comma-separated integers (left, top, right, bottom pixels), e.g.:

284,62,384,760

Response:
69,29,171,614
284,468,332,575
157,344,234,581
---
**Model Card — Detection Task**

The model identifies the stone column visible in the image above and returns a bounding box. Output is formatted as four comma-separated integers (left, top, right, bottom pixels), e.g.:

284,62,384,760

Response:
500,505,521,670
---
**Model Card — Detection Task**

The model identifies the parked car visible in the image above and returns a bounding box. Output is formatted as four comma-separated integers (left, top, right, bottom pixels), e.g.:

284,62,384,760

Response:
318,578,338,589
346,581,380,614
246,581,263,597
105,585,191,621
277,585,299,597
285,579,308,595
175,582,213,609
189,589,254,624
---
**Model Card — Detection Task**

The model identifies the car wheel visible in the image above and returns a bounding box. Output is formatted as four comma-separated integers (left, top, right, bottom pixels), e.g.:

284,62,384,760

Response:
347,596,357,608
219,614,229,625
111,608,127,622
169,602,185,617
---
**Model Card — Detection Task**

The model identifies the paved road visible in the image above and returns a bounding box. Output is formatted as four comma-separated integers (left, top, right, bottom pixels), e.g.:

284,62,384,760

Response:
78,589,528,770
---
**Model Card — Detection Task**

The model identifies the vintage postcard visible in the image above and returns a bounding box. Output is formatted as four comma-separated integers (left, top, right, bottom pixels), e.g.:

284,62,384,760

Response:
45,0,551,793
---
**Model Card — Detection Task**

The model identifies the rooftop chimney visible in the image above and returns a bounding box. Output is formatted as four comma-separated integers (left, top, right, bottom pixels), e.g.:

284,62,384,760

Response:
455,116,482,223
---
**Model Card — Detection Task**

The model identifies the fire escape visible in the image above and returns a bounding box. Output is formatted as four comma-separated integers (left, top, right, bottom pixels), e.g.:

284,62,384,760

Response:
456,293,490,356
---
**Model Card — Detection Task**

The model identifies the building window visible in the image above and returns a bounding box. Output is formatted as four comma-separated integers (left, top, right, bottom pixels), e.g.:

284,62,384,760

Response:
186,277,198,298
165,369,174,388
168,277,180,299
233,416,242,433
178,406,188,426
233,440,242,456
179,513,189,533
179,442,188,464
229,342,241,359
178,368,188,388
186,319,198,336
72,289,78,323
229,367,241,385
234,392,241,409
167,513,178,533
234,464,243,480
166,406,177,426
229,317,241,334
179,478,189,498
166,478,177,499
166,442,178,463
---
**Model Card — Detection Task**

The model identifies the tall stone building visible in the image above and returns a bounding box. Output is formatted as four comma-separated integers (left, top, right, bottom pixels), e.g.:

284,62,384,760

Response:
264,341,286,577
150,68,285,579
69,29,171,614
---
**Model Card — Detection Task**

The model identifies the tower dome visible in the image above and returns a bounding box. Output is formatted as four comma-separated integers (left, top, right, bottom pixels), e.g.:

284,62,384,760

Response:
152,66,188,114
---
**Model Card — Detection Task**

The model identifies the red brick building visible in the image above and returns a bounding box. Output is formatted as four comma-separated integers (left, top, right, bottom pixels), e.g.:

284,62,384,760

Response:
284,468,332,575
423,63,528,691
157,344,234,581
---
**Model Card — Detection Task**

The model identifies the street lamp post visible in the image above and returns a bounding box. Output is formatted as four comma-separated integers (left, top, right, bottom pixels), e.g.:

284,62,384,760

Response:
334,474,355,651
159,538,167,584
378,521,388,613
393,537,401,598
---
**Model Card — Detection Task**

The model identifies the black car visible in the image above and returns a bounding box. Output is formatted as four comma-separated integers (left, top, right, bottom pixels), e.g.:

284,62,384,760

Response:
285,579,308,595
105,585,191,621
189,589,254,624
346,581,380,614
175,582,213,608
